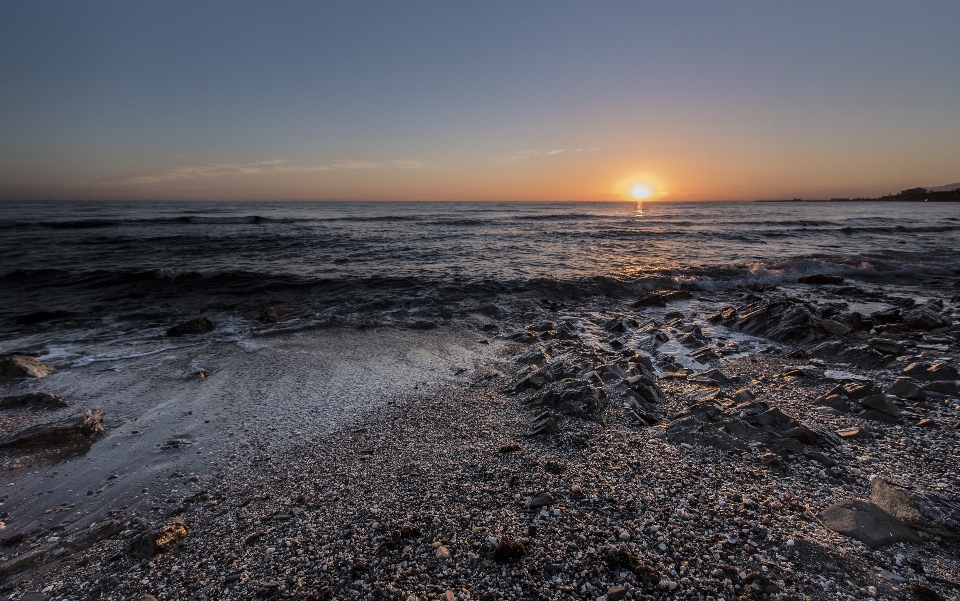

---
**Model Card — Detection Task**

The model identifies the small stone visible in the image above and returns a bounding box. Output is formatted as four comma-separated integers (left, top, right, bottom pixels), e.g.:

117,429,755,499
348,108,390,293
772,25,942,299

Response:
607,586,628,601
618,530,631,541
435,546,451,560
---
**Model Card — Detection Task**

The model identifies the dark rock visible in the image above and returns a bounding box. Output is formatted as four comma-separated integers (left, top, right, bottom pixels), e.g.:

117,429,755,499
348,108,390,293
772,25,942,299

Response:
129,521,189,558
860,409,900,424
259,303,288,323
926,363,960,381
0,355,53,379
923,381,958,396
901,307,950,331
868,338,904,354
909,582,947,601
836,427,870,439
834,312,871,332
818,499,920,549
529,492,555,509
871,477,960,536
535,381,603,416
859,394,902,417
492,537,527,563
720,298,827,342
887,379,924,400
20,595,51,601
798,274,845,285
633,293,666,308
0,408,104,448
515,372,549,392
530,415,560,436
842,381,882,400
820,319,852,336
0,392,69,410
166,317,214,336
699,368,731,385
870,308,902,324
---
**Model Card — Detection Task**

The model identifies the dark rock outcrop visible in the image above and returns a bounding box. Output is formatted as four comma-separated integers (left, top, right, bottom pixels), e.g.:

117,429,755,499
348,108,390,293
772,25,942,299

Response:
0,408,104,448
0,355,53,379
871,477,960,537
818,499,921,549
166,317,214,336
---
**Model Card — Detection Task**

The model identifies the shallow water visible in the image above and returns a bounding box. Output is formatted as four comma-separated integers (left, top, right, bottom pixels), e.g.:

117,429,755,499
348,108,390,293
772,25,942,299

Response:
2,200,958,364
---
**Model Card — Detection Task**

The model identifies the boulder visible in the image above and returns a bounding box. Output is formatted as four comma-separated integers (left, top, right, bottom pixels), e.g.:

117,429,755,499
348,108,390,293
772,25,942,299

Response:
871,477,960,537
905,363,960,381
724,298,827,343
868,338,904,355
901,307,950,331
886,379,923,400
0,392,69,410
820,319,852,336
859,394,902,417
633,293,666,308
869,308,902,324
923,381,958,396
0,355,53,379
818,499,920,549
166,317,214,336
0,408,104,448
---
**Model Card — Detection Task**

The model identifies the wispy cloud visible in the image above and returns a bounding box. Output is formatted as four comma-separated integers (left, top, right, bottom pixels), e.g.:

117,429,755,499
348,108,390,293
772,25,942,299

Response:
92,158,429,186
494,147,600,162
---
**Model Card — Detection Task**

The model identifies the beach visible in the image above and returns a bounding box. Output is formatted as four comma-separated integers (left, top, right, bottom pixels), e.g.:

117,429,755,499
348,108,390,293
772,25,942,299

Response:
2,272,960,600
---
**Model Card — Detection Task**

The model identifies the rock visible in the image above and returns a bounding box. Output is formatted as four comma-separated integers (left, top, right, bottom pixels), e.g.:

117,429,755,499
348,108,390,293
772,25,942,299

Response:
870,308,902,324
836,427,869,439
21,594,51,601
909,581,947,601
917,419,938,428
492,537,527,562
515,372,549,392
633,293,666,308
886,379,923,400
0,392,69,410
859,394,902,417
699,368,732,385
901,307,950,331
868,338,904,354
0,355,53,379
923,381,958,396
818,499,921,549
871,477,960,536
722,297,827,343
529,492,555,508
166,316,214,336
906,363,960,381
926,364,960,381
798,274,845,285
140,596,160,601
259,303,288,323
820,319,852,336
811,341,888,368
0,408,104,448
129,521,189,558
607,586,628,601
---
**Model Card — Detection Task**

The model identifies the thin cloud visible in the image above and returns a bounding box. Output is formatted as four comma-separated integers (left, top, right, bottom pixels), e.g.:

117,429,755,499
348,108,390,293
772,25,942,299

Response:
90,158,429,186
495,147,600,162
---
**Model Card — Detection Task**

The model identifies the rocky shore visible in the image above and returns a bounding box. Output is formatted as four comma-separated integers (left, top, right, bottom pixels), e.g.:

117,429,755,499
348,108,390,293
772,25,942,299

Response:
1,278,959,600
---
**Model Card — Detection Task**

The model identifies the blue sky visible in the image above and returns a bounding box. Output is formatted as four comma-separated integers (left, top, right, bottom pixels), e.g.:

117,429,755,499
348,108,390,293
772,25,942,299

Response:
2,1,959,200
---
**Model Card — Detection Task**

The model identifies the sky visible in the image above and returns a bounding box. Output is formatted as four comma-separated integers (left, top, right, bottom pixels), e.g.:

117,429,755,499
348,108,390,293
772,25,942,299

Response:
1,1,959,202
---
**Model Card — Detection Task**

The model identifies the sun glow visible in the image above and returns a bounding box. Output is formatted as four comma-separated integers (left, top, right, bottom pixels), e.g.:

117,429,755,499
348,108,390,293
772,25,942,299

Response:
617,175,665,201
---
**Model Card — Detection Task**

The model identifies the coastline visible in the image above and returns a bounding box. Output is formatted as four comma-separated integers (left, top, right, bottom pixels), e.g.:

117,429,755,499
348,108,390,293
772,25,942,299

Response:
1,281,959,600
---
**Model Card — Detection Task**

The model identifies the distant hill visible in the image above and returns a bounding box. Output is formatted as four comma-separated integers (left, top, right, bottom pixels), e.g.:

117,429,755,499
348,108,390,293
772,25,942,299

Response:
927,182,960,192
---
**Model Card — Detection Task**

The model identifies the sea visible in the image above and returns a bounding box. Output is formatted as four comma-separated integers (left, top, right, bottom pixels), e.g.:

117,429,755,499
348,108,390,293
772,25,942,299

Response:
1,200,958,366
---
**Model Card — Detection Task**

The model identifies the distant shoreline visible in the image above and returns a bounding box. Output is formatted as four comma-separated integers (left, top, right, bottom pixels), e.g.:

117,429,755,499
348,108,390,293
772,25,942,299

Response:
756,187,960,203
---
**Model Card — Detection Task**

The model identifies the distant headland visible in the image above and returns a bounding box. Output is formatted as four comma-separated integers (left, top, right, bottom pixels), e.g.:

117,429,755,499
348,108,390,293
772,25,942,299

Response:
758,183,960,202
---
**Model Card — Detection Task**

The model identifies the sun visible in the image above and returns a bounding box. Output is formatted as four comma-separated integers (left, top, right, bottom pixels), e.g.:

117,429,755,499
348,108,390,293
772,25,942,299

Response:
617,175,665,201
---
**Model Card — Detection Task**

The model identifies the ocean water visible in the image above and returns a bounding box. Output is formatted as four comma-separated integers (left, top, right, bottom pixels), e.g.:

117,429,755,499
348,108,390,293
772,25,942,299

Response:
1,200,958,364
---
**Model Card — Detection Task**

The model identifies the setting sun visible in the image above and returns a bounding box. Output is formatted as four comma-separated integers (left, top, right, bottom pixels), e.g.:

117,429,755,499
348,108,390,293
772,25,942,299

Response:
618,175,665,201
